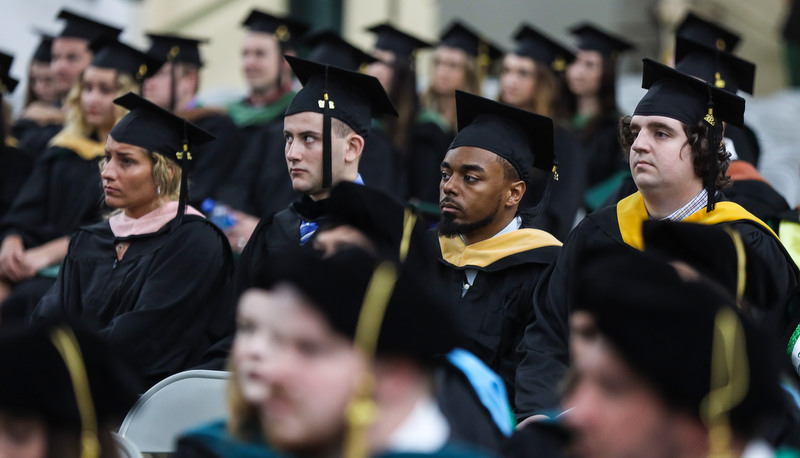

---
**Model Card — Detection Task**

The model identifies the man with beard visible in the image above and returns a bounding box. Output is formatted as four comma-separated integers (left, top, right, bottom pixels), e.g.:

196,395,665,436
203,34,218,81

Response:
436,90,561,404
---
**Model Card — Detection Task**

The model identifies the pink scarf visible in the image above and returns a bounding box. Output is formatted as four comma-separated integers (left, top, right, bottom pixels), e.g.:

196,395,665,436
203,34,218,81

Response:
109,201,204,237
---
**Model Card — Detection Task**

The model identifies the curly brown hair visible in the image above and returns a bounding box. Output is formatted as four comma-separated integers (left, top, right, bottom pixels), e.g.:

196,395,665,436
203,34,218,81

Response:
618,115,731,192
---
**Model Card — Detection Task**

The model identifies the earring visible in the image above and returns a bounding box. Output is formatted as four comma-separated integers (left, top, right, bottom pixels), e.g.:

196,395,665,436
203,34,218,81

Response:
157,185,161,196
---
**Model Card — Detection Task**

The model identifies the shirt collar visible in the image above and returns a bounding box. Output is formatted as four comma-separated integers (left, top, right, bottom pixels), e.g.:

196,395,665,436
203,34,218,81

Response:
385,395,450,453
459,215,522,246
660,189,709,222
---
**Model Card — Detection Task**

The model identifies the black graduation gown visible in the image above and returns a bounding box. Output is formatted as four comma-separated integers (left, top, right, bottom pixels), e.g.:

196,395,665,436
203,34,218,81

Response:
436,218,561,403
0,141,104,248
11,119,62,157
179,108,243,209
514,192,799,418
0,144,35,221
32,215,234,387
527,127,587,241
235,196,328,297
215,120,300,219
359,129,401,198
406,115,455,210
0,137,106,319
577,115,625,190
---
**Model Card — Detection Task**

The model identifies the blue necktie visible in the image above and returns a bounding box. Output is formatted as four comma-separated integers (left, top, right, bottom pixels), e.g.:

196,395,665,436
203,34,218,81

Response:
299,220,319,245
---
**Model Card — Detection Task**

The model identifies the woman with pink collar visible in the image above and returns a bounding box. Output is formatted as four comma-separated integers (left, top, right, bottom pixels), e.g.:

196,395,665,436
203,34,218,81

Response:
33,93,234,388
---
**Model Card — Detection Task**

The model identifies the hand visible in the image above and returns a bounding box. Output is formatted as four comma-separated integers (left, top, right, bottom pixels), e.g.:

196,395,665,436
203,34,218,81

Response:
225,211,260,253
0,236,26,282
20,245,54,279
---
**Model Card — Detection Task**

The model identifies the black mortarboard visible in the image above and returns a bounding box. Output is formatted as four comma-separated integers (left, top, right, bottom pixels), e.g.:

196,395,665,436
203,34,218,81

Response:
439,20,504,61
285,55,397,188
90,38,162,82
0,321,142,430
325,182,436,268
568,22,634,59
449,90,554,185
0,51,19,93
642,220,782,310
635,57,745,127
675,36,755,95
111,92,216,225
242,9,310,47
32,29,54,63
304,30,377,71
263,248,458,363
676,12,741,52
56,9,123,43
573,244,784,435
512,24,576,73
366,22,433,61
146,33,208,67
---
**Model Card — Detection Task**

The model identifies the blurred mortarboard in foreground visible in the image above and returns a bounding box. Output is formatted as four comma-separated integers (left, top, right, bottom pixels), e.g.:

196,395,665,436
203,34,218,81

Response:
449,90,555,185
56,9,122,43
0,321,142,430
568,22,634,59
512,24,575,72
573,244,784,439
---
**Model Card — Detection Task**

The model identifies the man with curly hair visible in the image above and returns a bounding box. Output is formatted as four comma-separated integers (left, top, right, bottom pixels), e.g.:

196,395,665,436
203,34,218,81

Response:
513,58,799,422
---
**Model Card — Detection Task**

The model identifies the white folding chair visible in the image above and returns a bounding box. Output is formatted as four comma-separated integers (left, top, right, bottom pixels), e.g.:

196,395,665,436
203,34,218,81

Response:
118,369,230,453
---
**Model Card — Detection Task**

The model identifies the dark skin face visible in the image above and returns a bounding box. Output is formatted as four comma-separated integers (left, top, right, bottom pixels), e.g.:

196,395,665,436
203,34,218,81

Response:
439,146,525,245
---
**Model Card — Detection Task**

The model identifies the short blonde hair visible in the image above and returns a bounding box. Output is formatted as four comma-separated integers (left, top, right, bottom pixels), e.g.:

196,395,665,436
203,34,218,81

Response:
63,69,139,138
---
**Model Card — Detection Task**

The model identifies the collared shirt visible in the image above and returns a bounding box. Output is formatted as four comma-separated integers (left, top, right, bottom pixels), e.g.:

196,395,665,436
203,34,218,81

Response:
299,174,364,245
462,216,522,296
385,395,450,453
661,189,709,222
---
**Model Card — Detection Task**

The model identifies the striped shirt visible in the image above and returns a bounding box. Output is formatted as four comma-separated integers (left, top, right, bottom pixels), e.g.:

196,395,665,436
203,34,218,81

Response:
661,189,709,222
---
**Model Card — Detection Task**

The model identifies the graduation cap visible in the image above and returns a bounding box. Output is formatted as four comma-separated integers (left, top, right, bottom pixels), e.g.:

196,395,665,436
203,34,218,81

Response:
325,182,435,266
90,38,162,82
0,51,19,93
146,33,208,67
449,90,555,186
635,58,745,128
568,22,635,60
304,30,377,71
365,22,433,61
0,321,142,434
572,244,784,439
241,9,310,47
439,20,503,61
676,12,741,52
56,9,122,43
32,29,54,63
110,92,216,225
285,55,397,188
511,24,576,73
263,247,458,363
634,58,745,211
642,220,782,310
675,36,755,95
